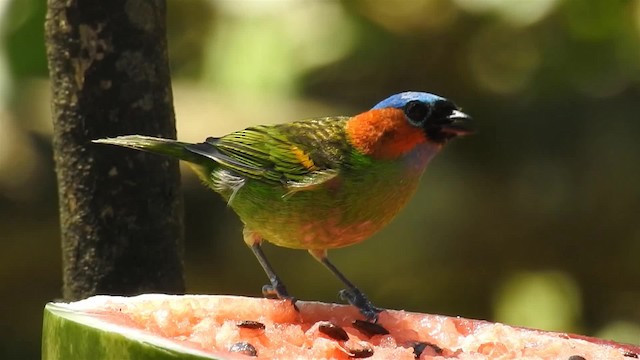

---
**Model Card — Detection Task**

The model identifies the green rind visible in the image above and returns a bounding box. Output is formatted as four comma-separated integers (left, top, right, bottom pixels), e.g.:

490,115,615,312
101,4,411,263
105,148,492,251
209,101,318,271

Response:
42,303,218,360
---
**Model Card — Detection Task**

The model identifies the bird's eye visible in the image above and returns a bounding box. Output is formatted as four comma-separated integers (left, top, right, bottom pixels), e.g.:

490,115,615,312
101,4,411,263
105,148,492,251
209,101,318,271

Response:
404,101,431,126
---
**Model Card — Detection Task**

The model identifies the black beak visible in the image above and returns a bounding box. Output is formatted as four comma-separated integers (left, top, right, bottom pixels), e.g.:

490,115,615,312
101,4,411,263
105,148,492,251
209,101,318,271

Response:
440,109,473,136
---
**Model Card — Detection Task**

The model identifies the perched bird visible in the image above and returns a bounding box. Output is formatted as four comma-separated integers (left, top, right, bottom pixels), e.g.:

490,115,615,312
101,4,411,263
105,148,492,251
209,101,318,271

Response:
94,91,472,322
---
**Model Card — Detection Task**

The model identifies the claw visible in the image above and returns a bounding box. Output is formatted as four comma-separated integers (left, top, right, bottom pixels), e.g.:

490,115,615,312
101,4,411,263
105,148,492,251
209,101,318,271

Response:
262,283,288,298
308,249,383,322
339,288,382,322
262,284,299,311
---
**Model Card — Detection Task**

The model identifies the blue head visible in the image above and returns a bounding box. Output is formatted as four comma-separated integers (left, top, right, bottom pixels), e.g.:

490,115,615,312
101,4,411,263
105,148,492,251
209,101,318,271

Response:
371,92,446,110
371,91,473,142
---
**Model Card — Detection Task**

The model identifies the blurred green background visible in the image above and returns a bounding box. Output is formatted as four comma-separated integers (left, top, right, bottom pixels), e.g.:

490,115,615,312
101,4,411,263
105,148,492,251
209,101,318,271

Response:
2,0,640,357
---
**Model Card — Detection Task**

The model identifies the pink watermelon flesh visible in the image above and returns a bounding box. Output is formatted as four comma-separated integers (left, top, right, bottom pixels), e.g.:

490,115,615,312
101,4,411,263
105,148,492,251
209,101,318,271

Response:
70,294,639,359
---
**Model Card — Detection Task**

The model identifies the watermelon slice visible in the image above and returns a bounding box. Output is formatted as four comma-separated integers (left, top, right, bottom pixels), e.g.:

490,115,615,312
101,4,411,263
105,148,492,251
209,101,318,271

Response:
43,294,639,359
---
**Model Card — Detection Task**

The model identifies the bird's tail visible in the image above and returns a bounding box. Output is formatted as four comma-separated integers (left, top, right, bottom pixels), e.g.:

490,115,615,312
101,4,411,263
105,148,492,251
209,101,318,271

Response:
93,135,206,165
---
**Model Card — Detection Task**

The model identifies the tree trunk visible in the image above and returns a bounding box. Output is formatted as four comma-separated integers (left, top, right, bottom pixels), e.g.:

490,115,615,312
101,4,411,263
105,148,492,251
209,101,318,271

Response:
45,0,185,300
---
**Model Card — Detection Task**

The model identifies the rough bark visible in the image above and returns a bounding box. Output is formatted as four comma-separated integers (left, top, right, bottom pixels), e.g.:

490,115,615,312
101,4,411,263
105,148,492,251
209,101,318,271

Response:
45,0,185,300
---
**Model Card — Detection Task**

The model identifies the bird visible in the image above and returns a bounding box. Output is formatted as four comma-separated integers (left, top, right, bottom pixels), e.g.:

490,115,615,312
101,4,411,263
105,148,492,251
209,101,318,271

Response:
94,91,472,322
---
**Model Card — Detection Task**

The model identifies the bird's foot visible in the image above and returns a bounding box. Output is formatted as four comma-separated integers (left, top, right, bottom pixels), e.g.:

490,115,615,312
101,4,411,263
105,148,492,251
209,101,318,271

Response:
339,288,382,323
262,284,299,311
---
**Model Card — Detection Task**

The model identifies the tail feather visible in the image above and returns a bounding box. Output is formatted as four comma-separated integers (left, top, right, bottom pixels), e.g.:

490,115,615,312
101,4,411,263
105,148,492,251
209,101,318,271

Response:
93,135,206,165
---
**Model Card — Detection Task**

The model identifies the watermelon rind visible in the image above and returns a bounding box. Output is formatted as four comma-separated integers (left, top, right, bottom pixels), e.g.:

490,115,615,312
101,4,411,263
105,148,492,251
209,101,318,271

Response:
42,296,222,360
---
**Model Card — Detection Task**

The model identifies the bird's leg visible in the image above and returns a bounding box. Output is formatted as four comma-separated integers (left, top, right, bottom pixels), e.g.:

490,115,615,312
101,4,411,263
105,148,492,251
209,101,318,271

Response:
309,249,381,322
244,228,296,305
250,243,293,300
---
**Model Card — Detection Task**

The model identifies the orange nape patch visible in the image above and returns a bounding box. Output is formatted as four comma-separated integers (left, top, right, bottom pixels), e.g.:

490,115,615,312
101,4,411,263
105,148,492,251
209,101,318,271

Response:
346,108,429,160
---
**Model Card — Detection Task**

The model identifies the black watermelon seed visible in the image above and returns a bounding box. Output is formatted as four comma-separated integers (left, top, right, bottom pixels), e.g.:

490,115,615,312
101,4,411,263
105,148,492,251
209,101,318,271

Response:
624,352,638,359
236,320,266,330
410,341,443,358
568,356,586,360
411,342,427,358
229,342,257,357
346,344,374,358
318,321,349,341
352,320,389,337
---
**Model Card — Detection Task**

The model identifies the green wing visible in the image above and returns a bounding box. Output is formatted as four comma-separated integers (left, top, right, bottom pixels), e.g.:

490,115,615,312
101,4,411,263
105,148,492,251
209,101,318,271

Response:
185,117,352,191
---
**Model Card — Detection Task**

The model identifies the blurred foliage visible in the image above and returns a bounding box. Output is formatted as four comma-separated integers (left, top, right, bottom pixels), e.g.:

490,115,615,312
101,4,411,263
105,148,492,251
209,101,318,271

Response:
494,271,582,332
1,0,640,357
